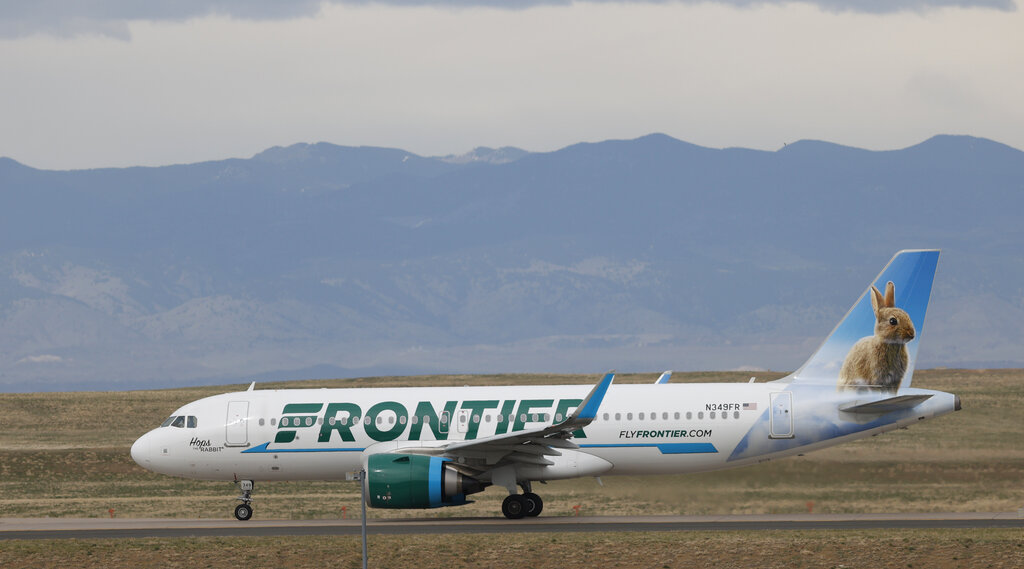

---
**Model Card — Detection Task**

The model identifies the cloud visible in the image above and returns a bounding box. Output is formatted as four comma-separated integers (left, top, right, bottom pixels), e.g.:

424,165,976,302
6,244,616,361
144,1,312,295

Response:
0,0,325,40
0,0,1015,40
16,354,64,364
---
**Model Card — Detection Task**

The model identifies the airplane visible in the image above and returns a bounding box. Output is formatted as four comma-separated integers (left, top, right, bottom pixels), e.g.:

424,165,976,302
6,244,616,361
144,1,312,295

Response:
131,249,959,520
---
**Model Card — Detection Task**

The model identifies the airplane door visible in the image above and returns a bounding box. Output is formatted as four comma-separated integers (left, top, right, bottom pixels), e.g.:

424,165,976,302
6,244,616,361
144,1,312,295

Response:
456,409,471,434
225,401,250,447
439,410,451,434
769,392,794,439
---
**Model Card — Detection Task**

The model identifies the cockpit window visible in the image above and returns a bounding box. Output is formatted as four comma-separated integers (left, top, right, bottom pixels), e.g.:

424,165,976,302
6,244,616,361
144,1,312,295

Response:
170,416,186,428
161,416,176,428
187,416,198,429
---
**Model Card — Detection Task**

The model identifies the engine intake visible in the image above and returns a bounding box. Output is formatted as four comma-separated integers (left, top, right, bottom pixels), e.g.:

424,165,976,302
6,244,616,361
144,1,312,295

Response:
366,453,487,509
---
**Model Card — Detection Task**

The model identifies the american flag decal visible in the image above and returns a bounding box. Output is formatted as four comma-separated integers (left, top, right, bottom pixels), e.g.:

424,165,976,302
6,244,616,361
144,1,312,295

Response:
742,402,757,410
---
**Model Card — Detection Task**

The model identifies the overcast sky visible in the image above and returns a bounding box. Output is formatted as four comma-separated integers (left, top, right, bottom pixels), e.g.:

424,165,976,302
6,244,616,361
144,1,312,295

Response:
1,0,1021,169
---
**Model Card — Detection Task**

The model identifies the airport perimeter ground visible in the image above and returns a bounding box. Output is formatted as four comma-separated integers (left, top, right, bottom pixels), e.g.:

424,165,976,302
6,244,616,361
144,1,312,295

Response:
1,369,1022,567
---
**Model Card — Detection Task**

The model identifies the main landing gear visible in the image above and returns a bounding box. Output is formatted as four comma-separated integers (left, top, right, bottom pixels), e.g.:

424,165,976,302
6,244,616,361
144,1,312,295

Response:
501,482,543,519
234,480,254,521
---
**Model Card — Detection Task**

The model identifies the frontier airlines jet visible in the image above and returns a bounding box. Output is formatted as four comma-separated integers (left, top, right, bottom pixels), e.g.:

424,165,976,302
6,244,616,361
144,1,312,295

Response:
131,250,959,520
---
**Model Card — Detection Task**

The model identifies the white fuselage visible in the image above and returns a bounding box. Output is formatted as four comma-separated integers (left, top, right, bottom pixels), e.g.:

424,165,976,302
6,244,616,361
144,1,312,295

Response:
131,381,958,483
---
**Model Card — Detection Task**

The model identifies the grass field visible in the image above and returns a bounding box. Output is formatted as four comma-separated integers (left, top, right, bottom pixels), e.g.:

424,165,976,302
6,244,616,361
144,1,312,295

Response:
2,529,1023,569
1,369,1022,569
1,369,1021,520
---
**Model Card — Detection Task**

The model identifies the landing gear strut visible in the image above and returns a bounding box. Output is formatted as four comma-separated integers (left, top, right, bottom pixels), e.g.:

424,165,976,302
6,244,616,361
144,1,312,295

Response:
234,480,254,521
501,481,544,519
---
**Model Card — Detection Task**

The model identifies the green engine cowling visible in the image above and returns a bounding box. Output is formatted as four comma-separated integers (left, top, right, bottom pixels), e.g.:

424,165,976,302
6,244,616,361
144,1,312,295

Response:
366,454,487,509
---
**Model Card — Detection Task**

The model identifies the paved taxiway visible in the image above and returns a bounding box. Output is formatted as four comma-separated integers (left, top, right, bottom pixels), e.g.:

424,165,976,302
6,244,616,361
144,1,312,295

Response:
2,512,1022,540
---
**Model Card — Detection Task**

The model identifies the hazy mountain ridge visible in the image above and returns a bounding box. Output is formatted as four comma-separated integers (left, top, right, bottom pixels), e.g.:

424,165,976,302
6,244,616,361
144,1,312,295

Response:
1,134,1022,391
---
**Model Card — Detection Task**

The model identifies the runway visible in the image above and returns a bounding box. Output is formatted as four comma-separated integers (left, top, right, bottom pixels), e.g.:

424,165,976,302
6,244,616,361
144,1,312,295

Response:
2,512,1022,540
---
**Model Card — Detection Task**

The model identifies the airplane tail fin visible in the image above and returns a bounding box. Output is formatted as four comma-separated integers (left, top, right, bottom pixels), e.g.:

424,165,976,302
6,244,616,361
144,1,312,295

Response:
786,249,939,390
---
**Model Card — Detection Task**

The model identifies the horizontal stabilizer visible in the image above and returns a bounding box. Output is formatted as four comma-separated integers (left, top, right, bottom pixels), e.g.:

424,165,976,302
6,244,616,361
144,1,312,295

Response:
839,394,933,414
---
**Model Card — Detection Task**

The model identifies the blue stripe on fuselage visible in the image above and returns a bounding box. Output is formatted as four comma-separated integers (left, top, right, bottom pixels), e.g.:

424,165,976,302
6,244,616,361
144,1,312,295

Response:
241,442,365,453
580,443,718,454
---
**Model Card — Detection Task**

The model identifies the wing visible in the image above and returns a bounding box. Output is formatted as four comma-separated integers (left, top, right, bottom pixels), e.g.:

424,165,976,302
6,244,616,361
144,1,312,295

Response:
391,372,614,473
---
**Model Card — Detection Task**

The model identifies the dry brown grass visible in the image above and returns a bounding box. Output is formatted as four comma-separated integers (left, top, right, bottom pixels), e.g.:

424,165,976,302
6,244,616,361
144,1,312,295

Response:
2,529,1023,569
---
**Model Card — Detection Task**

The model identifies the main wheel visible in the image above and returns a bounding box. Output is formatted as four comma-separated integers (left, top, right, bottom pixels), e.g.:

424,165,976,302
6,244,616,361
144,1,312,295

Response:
522,492,543,517
234,503,253,521
501,495,527,519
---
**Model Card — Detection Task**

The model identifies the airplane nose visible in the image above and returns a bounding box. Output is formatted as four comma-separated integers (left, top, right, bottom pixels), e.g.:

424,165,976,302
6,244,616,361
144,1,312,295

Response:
131,432,152,467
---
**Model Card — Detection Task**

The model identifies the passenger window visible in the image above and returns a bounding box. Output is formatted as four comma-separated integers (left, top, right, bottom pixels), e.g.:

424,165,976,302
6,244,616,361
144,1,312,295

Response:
556,413,564,422
400,416,407,425
663,412,669,420
473,414,480,424
259,418,265,426
602,413,609,421
627,413,633,420
710,412,716,419
615,413,621,420
639,413,645,420
733,411,740,419
171,416,185,428
674,412,680,420
411,415,419,424
270,418,277,426
187,416,197,428
686,412,692,420
698,412,704,419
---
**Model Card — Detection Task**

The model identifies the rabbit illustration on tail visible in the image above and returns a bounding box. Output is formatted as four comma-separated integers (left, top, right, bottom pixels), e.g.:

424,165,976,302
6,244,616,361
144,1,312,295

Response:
838,281,916,391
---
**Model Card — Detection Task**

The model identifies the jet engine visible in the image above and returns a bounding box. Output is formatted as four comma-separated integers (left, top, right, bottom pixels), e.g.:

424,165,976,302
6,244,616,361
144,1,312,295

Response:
365,454,487,508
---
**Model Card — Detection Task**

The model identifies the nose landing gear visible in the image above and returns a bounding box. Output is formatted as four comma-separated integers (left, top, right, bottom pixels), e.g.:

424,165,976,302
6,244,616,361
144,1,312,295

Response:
234,480,254,521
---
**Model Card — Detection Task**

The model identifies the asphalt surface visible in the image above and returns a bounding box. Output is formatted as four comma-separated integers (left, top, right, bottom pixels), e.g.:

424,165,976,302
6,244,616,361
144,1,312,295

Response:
2,512,1023,540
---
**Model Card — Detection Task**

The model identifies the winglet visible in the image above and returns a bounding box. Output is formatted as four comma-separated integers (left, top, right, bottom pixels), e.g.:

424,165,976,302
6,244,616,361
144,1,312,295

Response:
655,370,673,385
572,371,615,421
247,381,256,392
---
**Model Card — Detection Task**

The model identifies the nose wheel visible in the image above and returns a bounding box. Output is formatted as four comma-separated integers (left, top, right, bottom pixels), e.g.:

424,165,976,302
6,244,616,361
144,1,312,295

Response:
234,503,253,521
234,480,254,521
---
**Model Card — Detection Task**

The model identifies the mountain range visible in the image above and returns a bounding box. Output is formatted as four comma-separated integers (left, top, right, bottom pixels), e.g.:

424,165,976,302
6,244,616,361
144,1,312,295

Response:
1,133,1022,391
